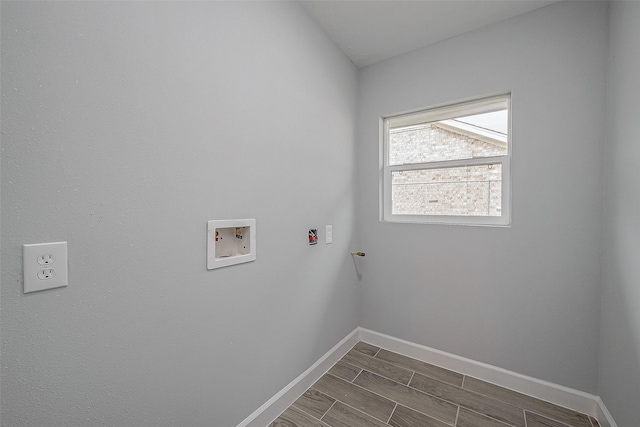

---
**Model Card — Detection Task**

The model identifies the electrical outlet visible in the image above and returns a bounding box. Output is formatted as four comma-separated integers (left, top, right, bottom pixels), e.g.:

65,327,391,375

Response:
37,268,56,280
325,225,333,244
37,254,56,265
23,242,68,293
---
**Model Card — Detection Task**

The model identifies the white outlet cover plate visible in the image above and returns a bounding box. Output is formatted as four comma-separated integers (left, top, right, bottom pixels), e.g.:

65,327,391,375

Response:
23,242,68,293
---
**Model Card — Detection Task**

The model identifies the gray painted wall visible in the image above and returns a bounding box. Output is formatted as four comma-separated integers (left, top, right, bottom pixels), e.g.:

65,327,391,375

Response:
355,1,608,394
3,1,638,425
0,2,359,426
600,2,640,426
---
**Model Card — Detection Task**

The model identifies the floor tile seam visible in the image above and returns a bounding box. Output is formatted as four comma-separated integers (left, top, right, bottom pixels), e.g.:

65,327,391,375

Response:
353,341,382,358
460,376,529,408
433,395,524,427
350,366,364,383
407,370,527,420
290,386,335,421
289,401,326,423
323,372,398,420
371,352,464,388
341,355,413,386
369,346,465,375
342,369,452,424
355,368,456,409
330,371,396,407
347,348,415,373
462,377,592,421
386,402,399,424
527,408,598,427
323,396,394,426
362,364,522,424
365,367,463,408
287,402,332,427
352,370,364,382
506,397,594,425
458,377,559,417
408,370,416,386
371,345,382,358
460,407,519,427
523,409,576,427
310,386,338,420
335,359,363,383
351,370,457,426
318,399,339,424
404,381,528,427
454,405,460,426
393,402,459,427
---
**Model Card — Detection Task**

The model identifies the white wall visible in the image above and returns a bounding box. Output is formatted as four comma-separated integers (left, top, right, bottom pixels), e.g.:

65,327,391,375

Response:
356,1,608,393
0,2,359,426
600,2,640,425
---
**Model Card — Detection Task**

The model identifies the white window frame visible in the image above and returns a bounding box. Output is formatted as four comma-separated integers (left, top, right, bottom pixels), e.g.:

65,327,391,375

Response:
381,94,512,226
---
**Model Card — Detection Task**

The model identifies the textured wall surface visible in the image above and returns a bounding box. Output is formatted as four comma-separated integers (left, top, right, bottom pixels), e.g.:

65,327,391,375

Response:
356,1,608,394
0,2,359,426
599,2,640,426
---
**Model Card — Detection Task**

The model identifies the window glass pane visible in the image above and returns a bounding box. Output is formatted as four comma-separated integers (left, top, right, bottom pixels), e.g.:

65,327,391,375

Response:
389,109,508,166
391,164,502,216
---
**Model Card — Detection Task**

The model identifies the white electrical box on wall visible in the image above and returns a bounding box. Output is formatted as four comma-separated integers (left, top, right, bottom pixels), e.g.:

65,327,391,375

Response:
207,219,256,270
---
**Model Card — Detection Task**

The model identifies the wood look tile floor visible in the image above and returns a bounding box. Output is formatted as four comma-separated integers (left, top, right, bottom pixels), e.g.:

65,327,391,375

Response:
269,342,602,427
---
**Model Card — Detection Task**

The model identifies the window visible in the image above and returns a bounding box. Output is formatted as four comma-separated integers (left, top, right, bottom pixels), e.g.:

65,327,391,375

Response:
382,94,511,226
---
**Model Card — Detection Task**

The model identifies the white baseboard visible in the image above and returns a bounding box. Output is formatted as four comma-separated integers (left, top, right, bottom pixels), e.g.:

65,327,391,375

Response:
236,327,618,427
236,328,360,427
593,396,619,427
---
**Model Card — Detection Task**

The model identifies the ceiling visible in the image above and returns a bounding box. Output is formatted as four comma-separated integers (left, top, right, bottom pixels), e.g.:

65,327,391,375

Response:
300,0,561,68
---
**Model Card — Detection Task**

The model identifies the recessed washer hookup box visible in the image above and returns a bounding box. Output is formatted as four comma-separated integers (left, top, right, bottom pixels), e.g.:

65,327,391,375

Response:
207,219,256,270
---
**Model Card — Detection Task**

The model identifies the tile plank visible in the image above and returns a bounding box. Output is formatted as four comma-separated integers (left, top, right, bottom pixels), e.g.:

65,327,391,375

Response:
388,404,452,427
270,406,330,427
292,388,336,419
525,411,573,427
463,377,592,427
342,349,413,385
353,341,380,357
353,370,458,425
456,407,515,427
313,373,396,423
409,373,524,427
321,401,391,427
327,360,362,382
375,349,464,387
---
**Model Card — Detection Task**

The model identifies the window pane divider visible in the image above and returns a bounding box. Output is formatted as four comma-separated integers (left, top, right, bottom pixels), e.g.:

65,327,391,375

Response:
388,155,507,171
